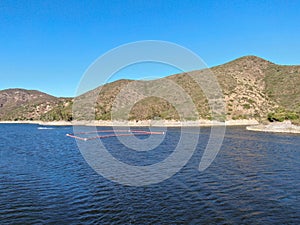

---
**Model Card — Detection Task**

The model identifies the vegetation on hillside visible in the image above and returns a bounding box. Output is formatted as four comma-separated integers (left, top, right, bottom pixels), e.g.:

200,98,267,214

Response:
1,56,300,124
268,108,300,124
40,100,73,121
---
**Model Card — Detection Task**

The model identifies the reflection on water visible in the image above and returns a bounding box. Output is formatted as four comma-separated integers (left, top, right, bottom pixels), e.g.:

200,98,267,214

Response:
0,124,299,224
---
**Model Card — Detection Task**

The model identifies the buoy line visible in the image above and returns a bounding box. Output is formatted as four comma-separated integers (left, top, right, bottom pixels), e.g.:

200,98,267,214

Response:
66,129,165,141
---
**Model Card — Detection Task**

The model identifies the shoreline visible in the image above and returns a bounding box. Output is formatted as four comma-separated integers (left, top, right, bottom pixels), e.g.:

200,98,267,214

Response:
0,119,259,127
246,121,300,134
2,119,299,134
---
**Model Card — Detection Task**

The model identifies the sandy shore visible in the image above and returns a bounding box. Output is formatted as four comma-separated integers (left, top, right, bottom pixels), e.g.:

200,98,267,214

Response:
246,121,300,134
0,119,259,127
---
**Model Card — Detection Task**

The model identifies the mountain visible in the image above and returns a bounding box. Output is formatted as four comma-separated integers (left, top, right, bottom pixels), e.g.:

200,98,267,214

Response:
1,56,299,123
0,89,72,121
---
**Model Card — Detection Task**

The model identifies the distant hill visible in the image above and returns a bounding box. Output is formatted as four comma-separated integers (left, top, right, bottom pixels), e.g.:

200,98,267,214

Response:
0,89,72,121
1,56,299,123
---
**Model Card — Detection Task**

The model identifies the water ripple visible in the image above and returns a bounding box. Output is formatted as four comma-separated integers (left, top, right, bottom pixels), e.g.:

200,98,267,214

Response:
0,124,299,224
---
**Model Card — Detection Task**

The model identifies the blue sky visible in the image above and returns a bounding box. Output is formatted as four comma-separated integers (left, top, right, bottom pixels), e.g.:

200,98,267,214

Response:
0,0,300,97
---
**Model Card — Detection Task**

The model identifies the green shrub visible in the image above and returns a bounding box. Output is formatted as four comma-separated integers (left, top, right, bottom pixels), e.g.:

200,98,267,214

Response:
267,108,299,122
243,104,251,109
268,112,285,122
248,99,255,104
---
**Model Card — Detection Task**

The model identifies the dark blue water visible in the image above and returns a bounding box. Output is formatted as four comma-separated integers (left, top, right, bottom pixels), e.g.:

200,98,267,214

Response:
0,124,299,224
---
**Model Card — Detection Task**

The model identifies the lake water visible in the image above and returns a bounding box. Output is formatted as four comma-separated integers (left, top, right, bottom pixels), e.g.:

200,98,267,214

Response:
0,124,299,224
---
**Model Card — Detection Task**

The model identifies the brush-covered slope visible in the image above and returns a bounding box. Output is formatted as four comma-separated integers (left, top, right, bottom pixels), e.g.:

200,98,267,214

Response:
0,89,72,121
1,56,299,122
74,56,299,122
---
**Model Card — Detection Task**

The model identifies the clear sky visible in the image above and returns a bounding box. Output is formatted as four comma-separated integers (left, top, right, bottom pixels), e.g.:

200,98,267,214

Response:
1,0,300,97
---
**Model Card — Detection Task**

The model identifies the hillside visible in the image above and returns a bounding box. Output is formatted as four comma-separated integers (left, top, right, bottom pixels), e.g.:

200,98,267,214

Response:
0,89,72,121
1,56,299,123
73,56,300,123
